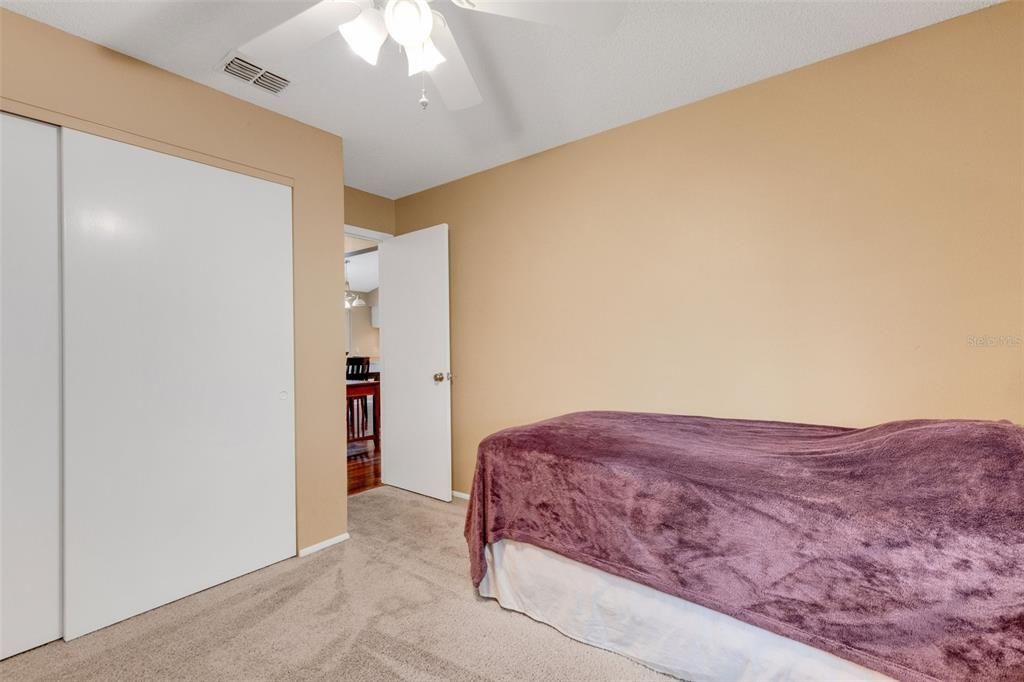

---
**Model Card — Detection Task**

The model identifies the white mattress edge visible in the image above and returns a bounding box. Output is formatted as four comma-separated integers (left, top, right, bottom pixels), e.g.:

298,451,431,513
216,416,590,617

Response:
479,539,893,682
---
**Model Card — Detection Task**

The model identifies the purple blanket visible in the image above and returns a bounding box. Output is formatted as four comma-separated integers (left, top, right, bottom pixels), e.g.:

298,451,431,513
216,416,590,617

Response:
465,412,1024,681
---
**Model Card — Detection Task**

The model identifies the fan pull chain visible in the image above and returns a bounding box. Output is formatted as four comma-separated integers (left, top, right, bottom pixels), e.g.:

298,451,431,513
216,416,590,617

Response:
419,68,429,110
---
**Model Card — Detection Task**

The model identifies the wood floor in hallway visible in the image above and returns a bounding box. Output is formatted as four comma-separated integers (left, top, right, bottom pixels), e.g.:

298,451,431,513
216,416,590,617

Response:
347,441,381,495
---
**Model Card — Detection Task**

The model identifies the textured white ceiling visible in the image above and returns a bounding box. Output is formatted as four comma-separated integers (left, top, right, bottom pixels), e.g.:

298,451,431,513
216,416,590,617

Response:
3,1,996,198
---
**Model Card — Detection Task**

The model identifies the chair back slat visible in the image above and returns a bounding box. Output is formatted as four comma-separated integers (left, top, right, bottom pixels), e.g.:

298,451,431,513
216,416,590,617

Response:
347,356,371,381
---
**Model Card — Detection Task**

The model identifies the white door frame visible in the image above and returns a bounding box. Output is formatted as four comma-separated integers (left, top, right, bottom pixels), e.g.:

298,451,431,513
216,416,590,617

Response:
345,224,393,244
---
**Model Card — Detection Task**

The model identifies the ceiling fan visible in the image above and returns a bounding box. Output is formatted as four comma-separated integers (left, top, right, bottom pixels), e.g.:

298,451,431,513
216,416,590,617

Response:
236,0,625,111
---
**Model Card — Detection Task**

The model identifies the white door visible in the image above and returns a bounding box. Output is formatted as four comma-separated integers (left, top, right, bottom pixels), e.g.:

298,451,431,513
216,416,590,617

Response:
379,224,452,501
0,113,62,658
61,130,296,639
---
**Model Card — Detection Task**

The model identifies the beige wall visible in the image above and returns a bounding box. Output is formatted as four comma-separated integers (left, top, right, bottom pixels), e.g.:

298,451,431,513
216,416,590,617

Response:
343,234,379,357
345,186,396,234
1,9,348,549
397,3,1024,493
348,294,380,359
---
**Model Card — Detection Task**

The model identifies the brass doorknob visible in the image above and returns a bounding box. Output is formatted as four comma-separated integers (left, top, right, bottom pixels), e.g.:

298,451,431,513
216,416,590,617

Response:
433,372,445,383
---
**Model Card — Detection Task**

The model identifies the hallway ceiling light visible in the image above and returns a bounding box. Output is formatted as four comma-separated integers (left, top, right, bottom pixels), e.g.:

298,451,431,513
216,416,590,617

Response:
344,271,367,308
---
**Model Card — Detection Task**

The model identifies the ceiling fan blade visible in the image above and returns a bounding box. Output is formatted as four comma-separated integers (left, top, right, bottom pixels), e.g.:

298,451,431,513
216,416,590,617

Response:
427,14,483,111
240,0,363,64
450,0,625,35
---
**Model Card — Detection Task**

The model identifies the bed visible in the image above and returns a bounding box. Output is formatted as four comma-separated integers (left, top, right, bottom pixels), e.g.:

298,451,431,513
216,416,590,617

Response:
465,411,1024,681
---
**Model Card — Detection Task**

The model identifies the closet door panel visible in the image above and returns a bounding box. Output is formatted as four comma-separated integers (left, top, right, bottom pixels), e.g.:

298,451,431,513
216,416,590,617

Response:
61,130,295,639
0,114,62,658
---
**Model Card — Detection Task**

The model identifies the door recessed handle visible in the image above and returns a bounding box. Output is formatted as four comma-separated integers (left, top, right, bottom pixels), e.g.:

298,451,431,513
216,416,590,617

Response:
433,372,445,383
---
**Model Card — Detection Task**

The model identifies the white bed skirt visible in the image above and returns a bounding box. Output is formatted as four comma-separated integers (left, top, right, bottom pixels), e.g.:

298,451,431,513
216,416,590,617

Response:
478,540,893,682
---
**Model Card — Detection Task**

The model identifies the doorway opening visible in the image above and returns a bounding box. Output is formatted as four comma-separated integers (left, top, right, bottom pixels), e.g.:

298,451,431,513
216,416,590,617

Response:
344,225,389,495
343,222,453,503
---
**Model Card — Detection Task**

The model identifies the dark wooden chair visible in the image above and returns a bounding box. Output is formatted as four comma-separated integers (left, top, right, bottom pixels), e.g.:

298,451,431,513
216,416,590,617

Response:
346,357,372,442
346,356,371,381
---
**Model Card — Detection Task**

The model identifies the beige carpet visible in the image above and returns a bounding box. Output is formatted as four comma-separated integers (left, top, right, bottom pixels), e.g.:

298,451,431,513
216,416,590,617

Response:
2,486,665,681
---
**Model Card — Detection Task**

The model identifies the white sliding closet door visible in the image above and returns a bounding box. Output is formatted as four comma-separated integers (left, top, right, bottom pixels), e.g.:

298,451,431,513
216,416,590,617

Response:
61,130,296,639
1,113,62,658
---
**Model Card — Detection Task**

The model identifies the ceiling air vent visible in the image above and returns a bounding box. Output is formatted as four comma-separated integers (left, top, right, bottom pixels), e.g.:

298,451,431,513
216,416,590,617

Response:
224,57,261,81
222,56,290,95
253,70,290,94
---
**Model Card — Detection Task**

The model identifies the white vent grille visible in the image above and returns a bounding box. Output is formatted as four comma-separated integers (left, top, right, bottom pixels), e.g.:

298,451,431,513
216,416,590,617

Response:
253,70,290,94
223,56,290,95
224,57,261,81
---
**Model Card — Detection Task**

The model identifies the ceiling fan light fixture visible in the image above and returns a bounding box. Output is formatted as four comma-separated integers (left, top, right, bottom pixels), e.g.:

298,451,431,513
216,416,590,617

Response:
338,7,387,65
406,39,446,76
384,0,433,48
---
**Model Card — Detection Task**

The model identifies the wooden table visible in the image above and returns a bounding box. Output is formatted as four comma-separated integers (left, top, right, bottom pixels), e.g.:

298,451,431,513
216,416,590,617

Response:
346,380,380,449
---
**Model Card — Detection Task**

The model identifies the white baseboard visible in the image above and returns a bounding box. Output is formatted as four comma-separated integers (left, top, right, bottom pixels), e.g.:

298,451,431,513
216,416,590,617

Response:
298,532,350,558
451,490,470,501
